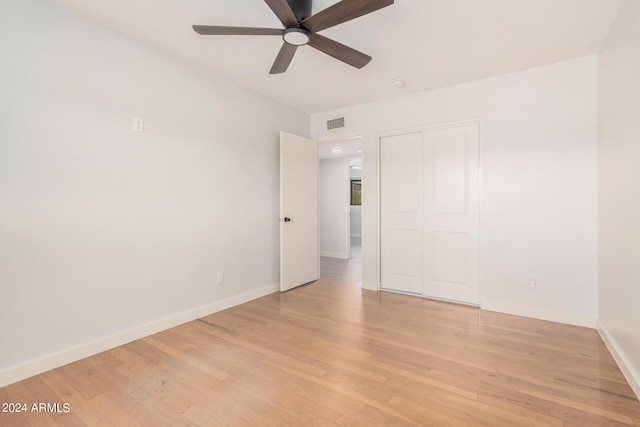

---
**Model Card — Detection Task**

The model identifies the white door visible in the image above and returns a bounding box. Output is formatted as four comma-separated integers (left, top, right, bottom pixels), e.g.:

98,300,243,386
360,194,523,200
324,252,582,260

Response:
423,124,479,304
380,132,424,294
379,123,479,305
280,131,319,292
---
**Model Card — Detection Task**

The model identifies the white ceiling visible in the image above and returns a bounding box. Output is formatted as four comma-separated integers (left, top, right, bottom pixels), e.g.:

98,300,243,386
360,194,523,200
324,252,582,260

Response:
318,137,362,159
47,0,625,114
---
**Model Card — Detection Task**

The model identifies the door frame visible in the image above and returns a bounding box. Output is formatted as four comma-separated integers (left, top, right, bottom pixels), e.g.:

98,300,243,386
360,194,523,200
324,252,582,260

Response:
376,118,484,304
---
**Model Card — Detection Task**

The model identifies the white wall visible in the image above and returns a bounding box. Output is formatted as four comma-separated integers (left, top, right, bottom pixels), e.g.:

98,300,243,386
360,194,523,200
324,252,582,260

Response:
597,0,640,398
319,158,349,258
311,56,599,327
0,0,308,386
350,207,362,238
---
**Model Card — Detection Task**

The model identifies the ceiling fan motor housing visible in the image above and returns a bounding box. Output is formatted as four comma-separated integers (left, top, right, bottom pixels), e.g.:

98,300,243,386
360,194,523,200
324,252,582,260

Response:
286,0,313,21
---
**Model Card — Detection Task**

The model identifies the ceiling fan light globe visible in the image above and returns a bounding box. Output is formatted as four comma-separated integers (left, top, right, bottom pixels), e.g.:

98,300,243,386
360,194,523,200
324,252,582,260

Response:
283,27,310,46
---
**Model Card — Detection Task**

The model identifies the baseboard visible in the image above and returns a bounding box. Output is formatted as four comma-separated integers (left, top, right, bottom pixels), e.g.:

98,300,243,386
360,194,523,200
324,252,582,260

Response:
0,283,279,388
362,279,378,292
320,251,349,259
597,320,640,400
481,301,596,328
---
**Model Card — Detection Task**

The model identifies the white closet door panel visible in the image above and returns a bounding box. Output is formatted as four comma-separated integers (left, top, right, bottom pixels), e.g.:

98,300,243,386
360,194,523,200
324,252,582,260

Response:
433,231,468,285
434,136,467,214
379,123,479,303
424,124,479,304
380,132,423,294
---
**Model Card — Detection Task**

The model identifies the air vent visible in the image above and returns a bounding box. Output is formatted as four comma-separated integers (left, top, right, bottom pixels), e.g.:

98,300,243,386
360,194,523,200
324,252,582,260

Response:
327,117,345,130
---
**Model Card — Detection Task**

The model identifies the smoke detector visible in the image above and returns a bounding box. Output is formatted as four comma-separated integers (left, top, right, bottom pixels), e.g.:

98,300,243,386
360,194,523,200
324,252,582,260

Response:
391,77,406,88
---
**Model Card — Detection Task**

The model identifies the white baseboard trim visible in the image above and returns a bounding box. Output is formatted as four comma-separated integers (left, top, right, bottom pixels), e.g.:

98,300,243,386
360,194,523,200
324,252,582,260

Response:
481,301,596,328
597,320,640,400
0,283,279,388
320,251,349,259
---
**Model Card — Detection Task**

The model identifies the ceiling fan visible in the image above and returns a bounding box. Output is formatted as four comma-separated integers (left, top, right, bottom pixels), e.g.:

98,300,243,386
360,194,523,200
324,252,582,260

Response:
193,0,394,74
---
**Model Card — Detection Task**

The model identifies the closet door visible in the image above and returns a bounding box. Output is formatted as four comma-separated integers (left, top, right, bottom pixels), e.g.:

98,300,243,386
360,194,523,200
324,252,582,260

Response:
423,124,479,304
379,123,479,304
380,132,424,294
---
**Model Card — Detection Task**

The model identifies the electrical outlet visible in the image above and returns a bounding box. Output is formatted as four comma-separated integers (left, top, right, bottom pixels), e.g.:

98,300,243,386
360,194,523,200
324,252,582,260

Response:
527,278,537,288
216,271,224,285
133,116,144,133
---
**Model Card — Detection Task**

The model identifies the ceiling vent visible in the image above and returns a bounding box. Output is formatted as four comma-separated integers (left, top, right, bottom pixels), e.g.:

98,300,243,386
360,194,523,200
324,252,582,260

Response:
327,117,345,130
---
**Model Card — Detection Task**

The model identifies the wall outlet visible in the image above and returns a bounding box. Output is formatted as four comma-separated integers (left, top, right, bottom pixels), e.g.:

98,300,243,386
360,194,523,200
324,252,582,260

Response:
133,116,144,133
527,278,537,288
216,271,224,285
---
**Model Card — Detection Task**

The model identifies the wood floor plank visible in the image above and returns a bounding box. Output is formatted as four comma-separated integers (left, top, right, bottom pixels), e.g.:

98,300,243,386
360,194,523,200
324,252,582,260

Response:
1,256,639,426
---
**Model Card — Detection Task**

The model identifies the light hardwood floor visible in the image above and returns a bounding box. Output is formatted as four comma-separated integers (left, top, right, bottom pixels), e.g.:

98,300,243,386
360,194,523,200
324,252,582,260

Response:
2,257,639,426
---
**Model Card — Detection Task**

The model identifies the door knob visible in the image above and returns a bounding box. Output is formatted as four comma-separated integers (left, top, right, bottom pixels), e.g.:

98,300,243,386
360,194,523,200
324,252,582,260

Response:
284,217,291,222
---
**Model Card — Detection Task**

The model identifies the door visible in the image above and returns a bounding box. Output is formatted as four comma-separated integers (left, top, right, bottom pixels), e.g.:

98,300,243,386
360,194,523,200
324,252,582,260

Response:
379,123,479,305
380,132,424,294
280,131,319,291
423,124,479,304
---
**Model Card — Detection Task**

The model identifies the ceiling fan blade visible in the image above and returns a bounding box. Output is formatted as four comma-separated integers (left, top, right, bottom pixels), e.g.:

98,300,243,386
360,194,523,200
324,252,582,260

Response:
264,0,299,27
308,33,371,69
193,25,283,36
302,0,394,32
270,43,298,74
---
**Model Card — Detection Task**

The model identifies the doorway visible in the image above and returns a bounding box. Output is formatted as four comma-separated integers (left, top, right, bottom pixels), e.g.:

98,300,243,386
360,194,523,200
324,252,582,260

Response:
349,158,362,261
318,135,363,282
